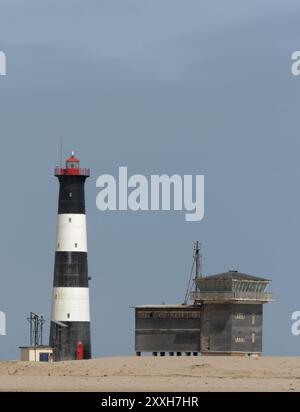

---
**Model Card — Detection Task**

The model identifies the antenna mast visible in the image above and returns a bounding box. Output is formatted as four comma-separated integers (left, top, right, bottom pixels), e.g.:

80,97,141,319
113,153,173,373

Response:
183,241,202,304
27,312,46,347
60,138,63,168
194,241,202,292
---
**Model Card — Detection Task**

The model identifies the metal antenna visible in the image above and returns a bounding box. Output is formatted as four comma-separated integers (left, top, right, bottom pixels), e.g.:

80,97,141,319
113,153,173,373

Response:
183,241,202,304
27,313,46,347
60,138,63,168
194,241,202,291
183,258,195,304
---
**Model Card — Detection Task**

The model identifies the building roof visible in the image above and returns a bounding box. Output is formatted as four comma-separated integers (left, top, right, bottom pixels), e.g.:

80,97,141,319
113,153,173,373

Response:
19,346,53,349
132,304,199,309
202,270,270,282
66,154,80,163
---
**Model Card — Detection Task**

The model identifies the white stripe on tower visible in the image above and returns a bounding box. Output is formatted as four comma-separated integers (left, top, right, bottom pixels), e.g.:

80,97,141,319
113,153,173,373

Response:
51,287,90,322
56,214,88,252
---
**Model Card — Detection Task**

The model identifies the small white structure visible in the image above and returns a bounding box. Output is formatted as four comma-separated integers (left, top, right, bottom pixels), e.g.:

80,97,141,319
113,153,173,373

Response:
19,346,53,362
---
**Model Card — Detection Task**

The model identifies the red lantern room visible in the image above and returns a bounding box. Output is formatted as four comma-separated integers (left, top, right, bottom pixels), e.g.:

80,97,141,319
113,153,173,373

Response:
55,151,90,177
66,152,80,169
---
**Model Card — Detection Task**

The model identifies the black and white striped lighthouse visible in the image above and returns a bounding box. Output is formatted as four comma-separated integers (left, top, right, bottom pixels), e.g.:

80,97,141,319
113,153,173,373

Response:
49,152,91,361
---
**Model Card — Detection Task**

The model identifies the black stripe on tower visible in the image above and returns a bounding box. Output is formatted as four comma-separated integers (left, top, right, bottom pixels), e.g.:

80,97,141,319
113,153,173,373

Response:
53,252,88,288
58,175,87,214
50,322,91,361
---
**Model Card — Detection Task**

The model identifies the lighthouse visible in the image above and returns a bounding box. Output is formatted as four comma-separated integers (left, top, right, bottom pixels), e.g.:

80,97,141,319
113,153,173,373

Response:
49,152,91,361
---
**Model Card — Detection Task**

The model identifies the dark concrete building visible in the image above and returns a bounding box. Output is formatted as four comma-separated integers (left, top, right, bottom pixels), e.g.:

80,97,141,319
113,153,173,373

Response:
192,271,273,355
133,243,274,356
135,305,201,356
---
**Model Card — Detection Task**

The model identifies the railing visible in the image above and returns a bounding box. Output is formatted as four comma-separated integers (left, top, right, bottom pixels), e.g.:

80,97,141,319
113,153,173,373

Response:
190,291,275,302
54,167,90,177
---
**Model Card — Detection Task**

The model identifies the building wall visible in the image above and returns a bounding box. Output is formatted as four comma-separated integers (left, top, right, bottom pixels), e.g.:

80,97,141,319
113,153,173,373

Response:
20,348,31,361
135,303,264,354
50,322,91,361
20,348,53,362
201,304,232,353
135,307,201,352
231,304,262,353
201,303,263,354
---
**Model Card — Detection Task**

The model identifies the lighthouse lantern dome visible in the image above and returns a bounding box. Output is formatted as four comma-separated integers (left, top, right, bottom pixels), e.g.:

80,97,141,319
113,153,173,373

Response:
55,150,90,177
66,151,80,169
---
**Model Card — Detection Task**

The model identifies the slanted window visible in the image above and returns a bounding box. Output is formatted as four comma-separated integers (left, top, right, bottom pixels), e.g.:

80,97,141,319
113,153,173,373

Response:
67,162,79,169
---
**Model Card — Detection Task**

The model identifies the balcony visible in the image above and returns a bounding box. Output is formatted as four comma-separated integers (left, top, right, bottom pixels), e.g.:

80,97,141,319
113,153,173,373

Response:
54,167,90,177
190,291,275,303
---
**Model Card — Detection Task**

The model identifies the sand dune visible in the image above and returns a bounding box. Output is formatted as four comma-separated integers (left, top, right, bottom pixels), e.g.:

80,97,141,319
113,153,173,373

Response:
0,356,299,392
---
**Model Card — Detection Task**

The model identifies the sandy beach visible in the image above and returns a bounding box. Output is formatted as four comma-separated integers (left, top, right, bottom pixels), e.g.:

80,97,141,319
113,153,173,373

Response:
0,356,299,392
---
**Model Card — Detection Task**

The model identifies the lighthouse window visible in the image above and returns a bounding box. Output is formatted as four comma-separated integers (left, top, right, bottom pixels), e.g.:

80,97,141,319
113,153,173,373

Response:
252,333,256,343
69,192,72,198
67,162,79,169
75,243,78,248
67,313,70,319
69,217,72,223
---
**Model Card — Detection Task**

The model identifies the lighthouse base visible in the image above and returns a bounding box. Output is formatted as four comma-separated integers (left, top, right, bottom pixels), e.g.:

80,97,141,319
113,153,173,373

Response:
49,321,91,361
